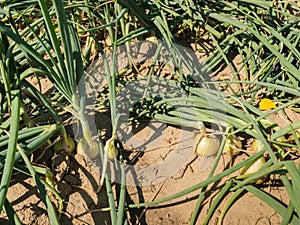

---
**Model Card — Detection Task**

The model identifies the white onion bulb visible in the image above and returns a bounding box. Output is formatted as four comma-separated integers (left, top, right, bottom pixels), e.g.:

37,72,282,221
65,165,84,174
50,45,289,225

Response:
194,134,220,157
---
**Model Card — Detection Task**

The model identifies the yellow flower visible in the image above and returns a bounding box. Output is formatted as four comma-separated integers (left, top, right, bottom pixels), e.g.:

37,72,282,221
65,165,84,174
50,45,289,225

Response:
259,98,277,111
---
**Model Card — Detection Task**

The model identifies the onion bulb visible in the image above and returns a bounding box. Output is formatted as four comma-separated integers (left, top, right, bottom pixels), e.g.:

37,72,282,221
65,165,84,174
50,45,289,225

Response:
240,156,266,184
105,136,118,160
45,170,55,187
194,134,220,157
54,136,75,154
223,137,242,155
77,138,99,159
252,139,265,153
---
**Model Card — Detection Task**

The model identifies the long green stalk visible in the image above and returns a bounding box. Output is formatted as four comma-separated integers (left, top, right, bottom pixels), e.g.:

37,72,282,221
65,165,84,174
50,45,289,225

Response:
4,198,22,225
17,144,60,225
0,90,20,212
189,138,226,224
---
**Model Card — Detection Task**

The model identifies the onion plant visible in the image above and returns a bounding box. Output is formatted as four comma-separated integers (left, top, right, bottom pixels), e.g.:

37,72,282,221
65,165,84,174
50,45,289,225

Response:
0,0,132,223
0,0,101,156
0,0,299,224
0,0,100,223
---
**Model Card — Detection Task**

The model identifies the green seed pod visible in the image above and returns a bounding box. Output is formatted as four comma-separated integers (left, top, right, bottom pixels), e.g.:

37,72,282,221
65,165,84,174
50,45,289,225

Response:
194,134,220,157
77,138,99,159
54,136,75,154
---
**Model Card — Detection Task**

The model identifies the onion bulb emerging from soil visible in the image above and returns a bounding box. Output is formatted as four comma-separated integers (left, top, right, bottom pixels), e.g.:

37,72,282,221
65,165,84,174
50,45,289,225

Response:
77,138,100,159
252,138,265,153
238,138,267,184
54,136,75,154
223,137,242,155
45,170,55,187
105,136,118,160
194,134,220,157
239,156,266,184
194,133,220,171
